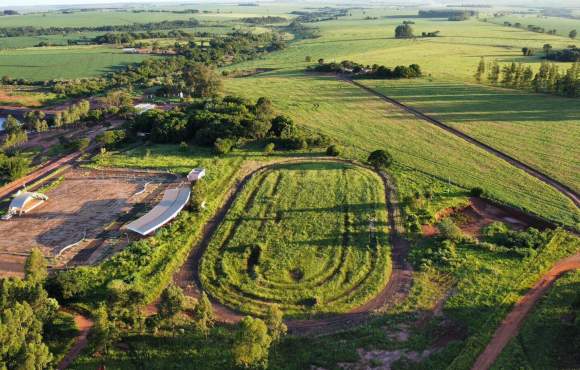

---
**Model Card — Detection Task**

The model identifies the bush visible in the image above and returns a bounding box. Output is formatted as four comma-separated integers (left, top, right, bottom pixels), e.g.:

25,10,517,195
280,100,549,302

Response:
409,239,458,270
470,187,484,197
214,138,234,155
97,129,127,149
367,149,393,169
326,144,340,157
437,218,465,242
264,142,275,154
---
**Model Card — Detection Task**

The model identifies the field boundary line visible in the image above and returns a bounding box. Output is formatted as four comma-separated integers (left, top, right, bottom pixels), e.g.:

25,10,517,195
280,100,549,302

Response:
343,77,580,210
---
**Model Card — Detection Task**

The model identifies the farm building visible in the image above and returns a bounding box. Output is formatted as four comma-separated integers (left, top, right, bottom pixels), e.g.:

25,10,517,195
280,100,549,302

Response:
126,186,191,236
187,168,206,182
7,191,48,217
122,48,138,54
134,103,156,114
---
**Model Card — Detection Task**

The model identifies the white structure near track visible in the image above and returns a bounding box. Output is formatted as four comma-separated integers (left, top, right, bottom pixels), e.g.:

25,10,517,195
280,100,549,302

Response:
187,168,206,182
7,191,48,217
126,187,191,236
134,103,156,114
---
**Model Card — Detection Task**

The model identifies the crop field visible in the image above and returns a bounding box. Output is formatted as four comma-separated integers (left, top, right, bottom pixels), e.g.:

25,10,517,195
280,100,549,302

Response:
360,79,580,193
200,161,390,316
492,270,580,369
228,17,572,80
225,73,578,226
0,46,154,80
0,85,58,107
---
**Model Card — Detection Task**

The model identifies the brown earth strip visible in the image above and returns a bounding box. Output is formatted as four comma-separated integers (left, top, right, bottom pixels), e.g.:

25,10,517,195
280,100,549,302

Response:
471,253,580,370
58,312,94,370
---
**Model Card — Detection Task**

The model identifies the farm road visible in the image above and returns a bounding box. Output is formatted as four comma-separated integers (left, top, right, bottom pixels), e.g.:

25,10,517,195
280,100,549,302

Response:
471,253,580,370
343,78,580,209
58,312,94,370
173,157,414,336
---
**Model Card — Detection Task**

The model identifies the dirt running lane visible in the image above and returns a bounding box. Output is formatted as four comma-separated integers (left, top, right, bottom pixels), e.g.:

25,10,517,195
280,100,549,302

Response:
58,312,94,370
471,253,580,370
343,78,580,209
173,158,413,336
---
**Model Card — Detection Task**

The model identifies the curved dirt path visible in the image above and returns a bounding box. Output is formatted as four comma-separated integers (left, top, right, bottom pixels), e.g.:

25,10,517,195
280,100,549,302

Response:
58,312,94,370
471,253,580,370
173,158,413,335
343,78,580,209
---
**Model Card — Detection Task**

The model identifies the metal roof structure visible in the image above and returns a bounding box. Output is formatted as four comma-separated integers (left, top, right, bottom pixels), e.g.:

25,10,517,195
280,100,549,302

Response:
8,191,48,216
126,186,191,236
187,168,206,182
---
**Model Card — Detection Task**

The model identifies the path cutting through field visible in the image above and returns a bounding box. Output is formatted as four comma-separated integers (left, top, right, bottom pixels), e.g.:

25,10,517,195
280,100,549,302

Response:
58,312,94,370
471,253,580,370
343,78,580,209
173,158,413,336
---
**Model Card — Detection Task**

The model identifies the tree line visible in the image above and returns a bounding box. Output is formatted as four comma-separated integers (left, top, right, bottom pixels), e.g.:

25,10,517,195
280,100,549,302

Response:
93,29,199,45
309,60,422,79
0,19,201,38
475,58,579,98
418,9,477,21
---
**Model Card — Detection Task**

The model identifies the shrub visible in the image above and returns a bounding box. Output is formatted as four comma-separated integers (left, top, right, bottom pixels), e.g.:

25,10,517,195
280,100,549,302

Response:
470,187,484,197
214,138,234,155
264,142,275,154
437,218,465,242
326,144,340,157
367,149,393,169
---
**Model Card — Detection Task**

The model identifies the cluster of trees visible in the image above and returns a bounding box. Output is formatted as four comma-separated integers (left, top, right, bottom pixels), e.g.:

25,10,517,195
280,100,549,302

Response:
290,8,350,23
241,16,287,24
481,222,553,252
132,95,329,152
1,115,28,150
310,60,422,79
283,20,321,40
501,21,576,38
53,100,91,128
0,249,60,368
0,151,30,182
418,9,477,20
93,30,196,45
475,58,579,98
0,19,201,37
395,23,414,38
1,10,19,15
547,47,580,62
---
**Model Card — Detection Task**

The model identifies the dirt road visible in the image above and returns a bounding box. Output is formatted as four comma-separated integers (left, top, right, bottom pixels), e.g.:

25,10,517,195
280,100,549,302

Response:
173,158,413,335
58,312,94,370
343,78,580,209
471,253,580,370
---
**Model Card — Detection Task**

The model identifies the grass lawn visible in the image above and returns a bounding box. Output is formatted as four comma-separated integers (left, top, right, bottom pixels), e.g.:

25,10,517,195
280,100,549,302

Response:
200,161,391,316
225,73,579,227
360,78,580,194
0,46,155,81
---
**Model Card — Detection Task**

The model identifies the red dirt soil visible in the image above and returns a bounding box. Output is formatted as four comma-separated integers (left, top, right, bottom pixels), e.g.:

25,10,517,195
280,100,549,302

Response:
471,253,580,370
58,312,94,370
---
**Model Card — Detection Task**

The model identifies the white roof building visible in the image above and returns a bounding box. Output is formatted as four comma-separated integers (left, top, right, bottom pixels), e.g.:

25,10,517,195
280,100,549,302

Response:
187,168,206,182
126,187,191,236
134,103,156,114
8,191,48,216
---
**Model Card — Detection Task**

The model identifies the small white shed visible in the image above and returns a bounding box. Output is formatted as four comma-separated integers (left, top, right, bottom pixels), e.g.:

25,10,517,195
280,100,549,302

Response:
8,191,48,216
187,168,206,182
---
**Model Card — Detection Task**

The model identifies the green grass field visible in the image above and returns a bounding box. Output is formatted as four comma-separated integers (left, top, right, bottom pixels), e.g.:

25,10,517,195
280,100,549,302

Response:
225,73,578,227
361,79,580,193
200,161,390,316
0,46,154,80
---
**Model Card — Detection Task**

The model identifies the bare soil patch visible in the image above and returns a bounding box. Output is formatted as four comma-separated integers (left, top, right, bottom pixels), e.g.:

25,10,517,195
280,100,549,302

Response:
0,168,176,276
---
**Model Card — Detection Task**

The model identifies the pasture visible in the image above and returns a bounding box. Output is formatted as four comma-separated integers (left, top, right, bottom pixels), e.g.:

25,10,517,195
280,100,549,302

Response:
225,73,579,227
0,46,153,80
200,161,391,316
360,79,580,193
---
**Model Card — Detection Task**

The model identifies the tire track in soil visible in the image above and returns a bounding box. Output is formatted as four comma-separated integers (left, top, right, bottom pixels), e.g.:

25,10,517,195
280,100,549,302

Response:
57,312,94,370
471,253,580,370
173,158,413,335
343,78,580,209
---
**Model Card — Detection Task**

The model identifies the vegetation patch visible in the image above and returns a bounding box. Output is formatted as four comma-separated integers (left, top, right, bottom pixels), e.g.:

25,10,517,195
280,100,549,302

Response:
200,161,391,316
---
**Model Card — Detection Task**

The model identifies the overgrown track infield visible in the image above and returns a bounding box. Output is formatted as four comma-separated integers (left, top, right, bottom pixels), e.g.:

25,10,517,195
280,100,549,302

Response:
200,161,391,316
175,158,413,334
345,78,580,209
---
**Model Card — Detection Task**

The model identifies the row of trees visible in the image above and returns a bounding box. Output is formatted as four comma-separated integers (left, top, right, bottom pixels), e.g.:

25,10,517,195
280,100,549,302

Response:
501,20,577,39
310,60,422,79
93,29,196,45
475,58,579,97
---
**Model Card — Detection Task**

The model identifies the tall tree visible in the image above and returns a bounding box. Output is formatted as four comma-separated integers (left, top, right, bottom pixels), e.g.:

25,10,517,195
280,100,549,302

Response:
157,283,185,320
193,292,214,337
183,64,222,98
570,29,577,39
233,316,272,369
474,57,486,82
394,24,414,38
24,248,47,285
265,305,287,342
543,43,553,59
488,61,500,84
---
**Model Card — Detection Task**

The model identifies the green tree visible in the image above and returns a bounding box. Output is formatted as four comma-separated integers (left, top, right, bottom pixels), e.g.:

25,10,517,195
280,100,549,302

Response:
487,61,500,84
326,144,340,157
394,23,414,38
157,284,185,320
183,64,223,98
193,292,214,337
24,248,47,285
543,43,553,58
93,304,116,354
367,149,393,170
264,142,275,154
233,316,272,368
474,57,485,82
570,29,577,39
265,305,287,342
